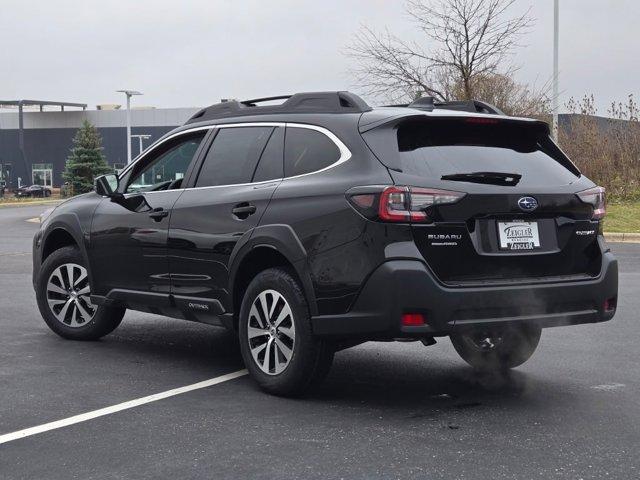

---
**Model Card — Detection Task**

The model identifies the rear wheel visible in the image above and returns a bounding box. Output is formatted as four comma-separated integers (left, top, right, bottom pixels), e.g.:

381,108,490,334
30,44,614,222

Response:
36,246,125,340
238,267,333,396
450,325,541,371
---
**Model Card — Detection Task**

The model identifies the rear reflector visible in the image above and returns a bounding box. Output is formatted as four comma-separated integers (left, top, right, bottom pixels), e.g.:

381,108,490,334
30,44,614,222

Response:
350,193,375,208
604,297,617,312
401,313,426,326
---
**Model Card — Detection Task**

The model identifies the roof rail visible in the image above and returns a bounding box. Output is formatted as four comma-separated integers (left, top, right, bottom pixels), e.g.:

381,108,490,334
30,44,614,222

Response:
186,91,372,124
387,97,505,115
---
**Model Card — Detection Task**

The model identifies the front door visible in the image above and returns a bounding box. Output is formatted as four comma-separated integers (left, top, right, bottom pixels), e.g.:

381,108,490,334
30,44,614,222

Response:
168,125,284,321
89,130,208,305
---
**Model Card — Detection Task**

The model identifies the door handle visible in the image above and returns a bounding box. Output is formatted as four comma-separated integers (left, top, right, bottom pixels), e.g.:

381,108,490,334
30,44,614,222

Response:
232,203,257,219
148,207,169,221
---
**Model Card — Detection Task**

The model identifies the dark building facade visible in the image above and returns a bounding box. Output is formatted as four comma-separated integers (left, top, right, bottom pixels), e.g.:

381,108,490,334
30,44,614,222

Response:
3,107,613,190
0,107,198,188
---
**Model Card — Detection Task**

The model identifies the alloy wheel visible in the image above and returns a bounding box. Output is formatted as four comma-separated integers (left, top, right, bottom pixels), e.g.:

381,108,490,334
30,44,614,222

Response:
247,289,296,375
46,263,95,327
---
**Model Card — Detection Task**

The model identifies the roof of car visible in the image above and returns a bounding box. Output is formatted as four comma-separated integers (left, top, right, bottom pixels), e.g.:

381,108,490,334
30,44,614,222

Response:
184,92,372,125
126,92,549,171
181,91,541,130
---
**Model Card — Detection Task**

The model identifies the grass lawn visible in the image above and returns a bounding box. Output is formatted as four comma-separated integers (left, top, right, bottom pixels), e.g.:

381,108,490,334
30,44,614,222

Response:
605,203,640,233
0,194,62,206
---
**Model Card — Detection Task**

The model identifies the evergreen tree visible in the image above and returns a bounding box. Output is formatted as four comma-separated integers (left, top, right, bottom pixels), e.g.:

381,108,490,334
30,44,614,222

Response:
62,120,112,195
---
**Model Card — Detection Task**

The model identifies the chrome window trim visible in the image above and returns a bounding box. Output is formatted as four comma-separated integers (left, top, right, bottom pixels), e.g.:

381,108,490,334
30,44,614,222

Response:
183,179,282,192
213,122,285,128
124,187,186,197
119,121,352,193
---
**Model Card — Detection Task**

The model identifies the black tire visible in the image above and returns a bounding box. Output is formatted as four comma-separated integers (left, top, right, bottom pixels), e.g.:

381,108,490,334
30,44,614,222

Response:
44,190,51,197
450,325,541,371
36,246,125,340
238,267,334,396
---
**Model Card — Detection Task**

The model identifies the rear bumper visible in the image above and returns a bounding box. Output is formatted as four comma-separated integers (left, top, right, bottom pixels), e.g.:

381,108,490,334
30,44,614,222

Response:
311,250,618,338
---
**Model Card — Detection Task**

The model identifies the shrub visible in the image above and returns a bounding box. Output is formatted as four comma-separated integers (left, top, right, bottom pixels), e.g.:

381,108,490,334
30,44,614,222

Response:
559,94,640,202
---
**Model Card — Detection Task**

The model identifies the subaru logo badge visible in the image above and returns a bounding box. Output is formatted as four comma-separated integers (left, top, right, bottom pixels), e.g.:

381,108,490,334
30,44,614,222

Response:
518,196,538,212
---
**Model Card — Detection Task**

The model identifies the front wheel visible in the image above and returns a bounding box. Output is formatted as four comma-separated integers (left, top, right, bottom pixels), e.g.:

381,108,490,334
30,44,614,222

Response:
450,325,541,371
36,246,125,340
238,267,333,396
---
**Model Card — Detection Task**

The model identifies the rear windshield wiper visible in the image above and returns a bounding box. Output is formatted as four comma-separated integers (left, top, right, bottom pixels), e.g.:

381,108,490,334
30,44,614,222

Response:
441,171,522,186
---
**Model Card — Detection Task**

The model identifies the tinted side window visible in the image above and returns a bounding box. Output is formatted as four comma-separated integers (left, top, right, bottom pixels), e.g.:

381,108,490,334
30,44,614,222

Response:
196,126,273,187
126,132,205,193
252,127,284,182
284,127,340,177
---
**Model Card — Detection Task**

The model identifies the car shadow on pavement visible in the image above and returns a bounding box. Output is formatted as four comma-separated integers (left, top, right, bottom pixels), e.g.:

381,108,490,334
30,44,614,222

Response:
299,343,568,417
28,316,247,382
50,318,570,416
105,319,243,364
319,366,531,403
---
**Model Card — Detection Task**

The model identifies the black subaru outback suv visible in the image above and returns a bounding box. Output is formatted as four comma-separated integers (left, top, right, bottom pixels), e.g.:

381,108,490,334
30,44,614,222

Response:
33,92,618,395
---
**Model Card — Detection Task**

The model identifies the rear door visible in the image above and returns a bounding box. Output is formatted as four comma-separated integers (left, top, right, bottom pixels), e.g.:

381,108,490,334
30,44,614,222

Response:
167,124,284,321
362,116,601,285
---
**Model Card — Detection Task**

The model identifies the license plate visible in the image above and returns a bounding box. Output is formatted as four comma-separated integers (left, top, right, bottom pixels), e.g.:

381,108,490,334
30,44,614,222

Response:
498,221,540,250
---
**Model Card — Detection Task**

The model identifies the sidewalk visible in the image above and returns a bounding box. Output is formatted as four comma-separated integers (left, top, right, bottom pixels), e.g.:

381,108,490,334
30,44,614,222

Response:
604,232,640,243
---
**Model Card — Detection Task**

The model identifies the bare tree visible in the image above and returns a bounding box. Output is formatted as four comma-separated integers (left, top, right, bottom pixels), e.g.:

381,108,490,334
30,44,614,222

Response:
347,25,446,102
346,0,535,104
450,73,550,116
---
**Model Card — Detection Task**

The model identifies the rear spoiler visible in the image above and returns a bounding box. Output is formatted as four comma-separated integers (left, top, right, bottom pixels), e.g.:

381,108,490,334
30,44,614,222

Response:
359,112,549,135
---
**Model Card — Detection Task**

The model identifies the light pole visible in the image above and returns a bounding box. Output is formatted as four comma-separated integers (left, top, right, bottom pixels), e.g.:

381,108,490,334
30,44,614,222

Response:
116,90,143,164
131,134,152,156
552,0,559,142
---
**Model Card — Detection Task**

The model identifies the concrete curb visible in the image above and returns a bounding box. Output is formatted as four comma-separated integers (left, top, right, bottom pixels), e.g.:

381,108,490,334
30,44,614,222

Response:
604,232,640,243
0,199,63,208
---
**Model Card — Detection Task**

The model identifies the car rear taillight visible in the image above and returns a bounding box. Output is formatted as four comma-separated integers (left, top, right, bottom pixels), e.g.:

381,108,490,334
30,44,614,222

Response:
577,186,606,220
379,186,422,222
348,186,465,223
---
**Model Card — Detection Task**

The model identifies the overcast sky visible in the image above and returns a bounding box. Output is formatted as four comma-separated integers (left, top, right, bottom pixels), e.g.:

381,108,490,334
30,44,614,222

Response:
1,0,637,115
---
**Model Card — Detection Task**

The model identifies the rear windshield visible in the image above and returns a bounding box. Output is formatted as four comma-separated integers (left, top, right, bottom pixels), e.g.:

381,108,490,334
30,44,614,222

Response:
373,118,579,185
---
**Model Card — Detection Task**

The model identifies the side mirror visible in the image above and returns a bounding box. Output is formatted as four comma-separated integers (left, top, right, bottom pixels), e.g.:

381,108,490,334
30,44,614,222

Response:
95,174,119,197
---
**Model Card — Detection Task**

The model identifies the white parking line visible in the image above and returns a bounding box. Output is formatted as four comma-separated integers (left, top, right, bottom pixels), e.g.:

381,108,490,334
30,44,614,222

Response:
0,369,248,445
591,383,626,392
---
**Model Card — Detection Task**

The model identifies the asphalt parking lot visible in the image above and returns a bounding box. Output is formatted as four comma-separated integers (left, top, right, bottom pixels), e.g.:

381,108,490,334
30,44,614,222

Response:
1,203,639,479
